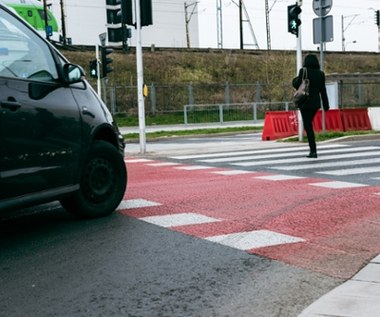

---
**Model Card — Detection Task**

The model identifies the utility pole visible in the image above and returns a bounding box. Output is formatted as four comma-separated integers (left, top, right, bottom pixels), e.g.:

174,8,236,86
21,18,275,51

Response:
265,0,271,49
184,2,198,48
216,0,223,48
232,0,258,49
376,10,380,52
42,0,50,40
239,0,243,49
60,0,67,45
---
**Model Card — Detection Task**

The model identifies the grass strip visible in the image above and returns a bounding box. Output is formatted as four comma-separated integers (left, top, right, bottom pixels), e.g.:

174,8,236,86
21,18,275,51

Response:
123,126,262,141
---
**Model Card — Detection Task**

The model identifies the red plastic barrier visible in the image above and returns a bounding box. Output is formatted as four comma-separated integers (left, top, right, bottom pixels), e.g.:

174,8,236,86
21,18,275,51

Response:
262,111,298,141
341,109,372,131
313,109,344,132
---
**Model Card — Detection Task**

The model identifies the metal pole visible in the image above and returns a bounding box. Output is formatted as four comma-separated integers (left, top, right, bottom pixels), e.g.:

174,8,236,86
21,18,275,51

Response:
60,0,67,45
96,45,101,98
216,0,223,48
319,4,324,70
136,0,146,154
239,0,243,49
297,2,303,142
42,0,50,40
265,0,271,50
341,15,345,51
319,0,326,132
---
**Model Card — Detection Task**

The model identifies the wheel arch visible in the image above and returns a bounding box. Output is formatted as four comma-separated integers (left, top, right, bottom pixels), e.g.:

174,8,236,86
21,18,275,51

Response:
93,125,119,149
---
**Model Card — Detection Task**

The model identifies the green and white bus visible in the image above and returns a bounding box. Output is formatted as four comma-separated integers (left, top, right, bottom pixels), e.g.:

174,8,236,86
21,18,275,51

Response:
2,0,58,37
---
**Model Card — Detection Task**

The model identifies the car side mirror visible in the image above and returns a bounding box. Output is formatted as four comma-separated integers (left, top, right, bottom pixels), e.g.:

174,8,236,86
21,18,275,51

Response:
63,64,84,84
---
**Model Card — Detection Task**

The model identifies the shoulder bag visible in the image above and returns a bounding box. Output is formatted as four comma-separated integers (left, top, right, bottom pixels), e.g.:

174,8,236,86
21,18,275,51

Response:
293,67,309,109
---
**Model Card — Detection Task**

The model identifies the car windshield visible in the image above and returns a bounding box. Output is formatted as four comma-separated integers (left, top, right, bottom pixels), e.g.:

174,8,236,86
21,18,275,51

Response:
0,6,58,81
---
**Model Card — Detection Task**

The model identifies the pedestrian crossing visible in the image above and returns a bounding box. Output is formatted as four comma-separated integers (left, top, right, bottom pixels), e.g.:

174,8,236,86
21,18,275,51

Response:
122,154,380,277
169,143,380,185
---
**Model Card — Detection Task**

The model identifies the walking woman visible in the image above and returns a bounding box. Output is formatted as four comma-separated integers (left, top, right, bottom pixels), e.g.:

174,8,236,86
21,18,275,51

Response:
293,54,329,158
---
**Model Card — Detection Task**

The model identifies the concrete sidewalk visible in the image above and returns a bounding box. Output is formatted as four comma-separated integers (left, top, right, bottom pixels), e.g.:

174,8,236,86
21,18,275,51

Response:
119,120,264,135
298,255,380,317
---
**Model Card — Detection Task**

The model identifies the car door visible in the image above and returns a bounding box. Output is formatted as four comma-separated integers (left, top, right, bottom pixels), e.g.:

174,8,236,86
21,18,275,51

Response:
0,7,82,200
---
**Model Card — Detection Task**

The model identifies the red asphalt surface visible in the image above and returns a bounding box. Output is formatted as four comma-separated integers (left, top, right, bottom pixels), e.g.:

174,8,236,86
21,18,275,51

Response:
120,158,380,279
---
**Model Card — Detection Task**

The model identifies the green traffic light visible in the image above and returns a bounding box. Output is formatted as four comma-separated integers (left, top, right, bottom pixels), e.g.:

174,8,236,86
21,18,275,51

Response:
287,4,302,37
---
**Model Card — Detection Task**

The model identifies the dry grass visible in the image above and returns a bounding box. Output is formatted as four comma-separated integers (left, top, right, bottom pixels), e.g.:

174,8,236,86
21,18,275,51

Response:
61,48,380,88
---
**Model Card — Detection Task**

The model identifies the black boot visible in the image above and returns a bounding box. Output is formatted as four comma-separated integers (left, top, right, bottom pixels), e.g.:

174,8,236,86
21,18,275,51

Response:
306,152,317,158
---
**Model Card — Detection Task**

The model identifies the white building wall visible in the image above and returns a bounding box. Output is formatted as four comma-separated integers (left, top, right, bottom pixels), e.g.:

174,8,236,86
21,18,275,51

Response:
49,0,199,48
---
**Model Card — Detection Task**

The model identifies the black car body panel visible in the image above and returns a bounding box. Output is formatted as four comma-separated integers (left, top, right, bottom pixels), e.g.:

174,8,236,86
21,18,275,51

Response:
0,4,127,216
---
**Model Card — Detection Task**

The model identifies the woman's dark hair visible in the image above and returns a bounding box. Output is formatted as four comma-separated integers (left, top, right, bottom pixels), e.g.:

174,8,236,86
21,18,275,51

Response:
303,54,320,69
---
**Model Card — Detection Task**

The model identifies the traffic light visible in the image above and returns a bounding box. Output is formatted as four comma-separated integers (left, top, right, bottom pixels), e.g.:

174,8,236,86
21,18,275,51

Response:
106,0,132,25
106,0,151,28
89,59,98,78
107,8,121,25
106,0,133,45
140,0,153,27
100,46,113,78
121,0,133,25
375,10,380,26
288,4,301,37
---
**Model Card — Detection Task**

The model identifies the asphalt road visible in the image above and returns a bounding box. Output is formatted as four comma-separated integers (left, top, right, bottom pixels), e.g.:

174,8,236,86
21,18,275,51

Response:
0,204,339,317
2,133,379,317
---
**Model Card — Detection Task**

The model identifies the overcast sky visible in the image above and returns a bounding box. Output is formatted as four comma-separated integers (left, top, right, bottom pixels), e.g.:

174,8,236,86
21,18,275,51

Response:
197,0,379,52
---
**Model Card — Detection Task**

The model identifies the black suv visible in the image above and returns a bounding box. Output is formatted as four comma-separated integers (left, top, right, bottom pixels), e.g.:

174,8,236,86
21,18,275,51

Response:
0,4,127,218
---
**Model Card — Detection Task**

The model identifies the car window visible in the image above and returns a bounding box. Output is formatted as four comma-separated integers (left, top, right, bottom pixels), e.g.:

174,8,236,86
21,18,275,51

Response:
0,7,58,81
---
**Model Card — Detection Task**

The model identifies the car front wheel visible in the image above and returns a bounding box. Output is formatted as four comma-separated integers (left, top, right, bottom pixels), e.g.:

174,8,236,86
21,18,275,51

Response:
61,140,127,218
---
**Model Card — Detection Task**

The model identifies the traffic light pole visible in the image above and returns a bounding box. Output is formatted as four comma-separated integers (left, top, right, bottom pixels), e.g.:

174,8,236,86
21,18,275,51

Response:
96,45,101,98
136,0,147,154
296,4,303,142
318,0,326,133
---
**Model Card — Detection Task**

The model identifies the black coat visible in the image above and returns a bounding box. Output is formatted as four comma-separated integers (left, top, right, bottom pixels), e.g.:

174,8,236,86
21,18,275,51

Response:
292,67,329,111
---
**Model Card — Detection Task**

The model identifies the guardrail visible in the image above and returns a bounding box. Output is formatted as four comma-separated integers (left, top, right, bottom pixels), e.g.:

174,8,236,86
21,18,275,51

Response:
183,102,292,125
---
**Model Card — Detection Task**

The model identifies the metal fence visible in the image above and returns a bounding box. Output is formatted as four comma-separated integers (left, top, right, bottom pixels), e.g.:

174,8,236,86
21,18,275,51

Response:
339,81,380,107
105,80,380,118
183,102,292,125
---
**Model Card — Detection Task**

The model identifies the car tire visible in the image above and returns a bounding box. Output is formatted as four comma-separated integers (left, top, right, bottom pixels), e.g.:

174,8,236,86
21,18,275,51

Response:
60,140,127,218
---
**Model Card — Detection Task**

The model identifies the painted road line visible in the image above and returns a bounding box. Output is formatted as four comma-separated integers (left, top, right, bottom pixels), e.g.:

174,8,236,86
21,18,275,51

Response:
206,230,305,250
211,170,255,175
309,181,368,189
317,166,380,176
254,174,305,181
200,146,379,164
124,158,153,163
272,157,380,171
169,144,348,160
146,162,181,166
232,150,380,167
139,213,220,227
175,165,215,170
117,199,162,210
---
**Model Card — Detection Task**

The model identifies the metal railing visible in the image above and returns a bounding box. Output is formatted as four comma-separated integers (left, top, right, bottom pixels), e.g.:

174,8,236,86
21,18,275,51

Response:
183,102,292,125
105,81,380,116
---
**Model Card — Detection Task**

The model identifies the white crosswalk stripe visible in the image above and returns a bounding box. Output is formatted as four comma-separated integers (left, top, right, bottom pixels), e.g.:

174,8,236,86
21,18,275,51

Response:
232,150,380,167
170,144,347,160
317,166,380,176
202,146,379,164
169,143,380,184
272,157,380,171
